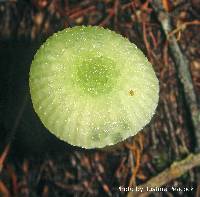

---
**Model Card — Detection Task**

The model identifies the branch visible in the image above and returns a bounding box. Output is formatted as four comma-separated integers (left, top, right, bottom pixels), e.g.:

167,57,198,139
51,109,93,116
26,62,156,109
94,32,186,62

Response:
127,153,200,197
151,0,200,152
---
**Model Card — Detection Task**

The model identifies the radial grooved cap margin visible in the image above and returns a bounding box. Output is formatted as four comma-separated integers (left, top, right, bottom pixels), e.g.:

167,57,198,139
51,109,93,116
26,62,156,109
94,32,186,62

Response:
29,26,159,149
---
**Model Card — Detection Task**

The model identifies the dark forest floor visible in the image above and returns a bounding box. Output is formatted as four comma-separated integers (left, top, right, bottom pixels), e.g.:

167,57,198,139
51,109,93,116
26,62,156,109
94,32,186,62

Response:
0,0,200,197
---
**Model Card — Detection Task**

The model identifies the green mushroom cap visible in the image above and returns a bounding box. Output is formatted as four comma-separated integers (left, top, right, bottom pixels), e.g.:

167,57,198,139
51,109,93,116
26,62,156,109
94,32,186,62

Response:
29,26,159,149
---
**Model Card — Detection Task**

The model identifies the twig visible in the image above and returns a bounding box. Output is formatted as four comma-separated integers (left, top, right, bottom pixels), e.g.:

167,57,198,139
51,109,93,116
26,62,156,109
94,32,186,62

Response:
6,165,18,196
0,94,28,173
99,9,114,27
163,99,179,157
113,0,119,29
126,135,144,187
0,144,10,173
6,94,28,145
0,181,10,197
151,0,200,152
69,5,96,19
127,153,200,197
168,20,200,38
142,22,150,58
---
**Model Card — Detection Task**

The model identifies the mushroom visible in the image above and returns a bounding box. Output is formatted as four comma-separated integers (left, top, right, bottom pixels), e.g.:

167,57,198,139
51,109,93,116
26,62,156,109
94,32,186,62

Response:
29,26,159,149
